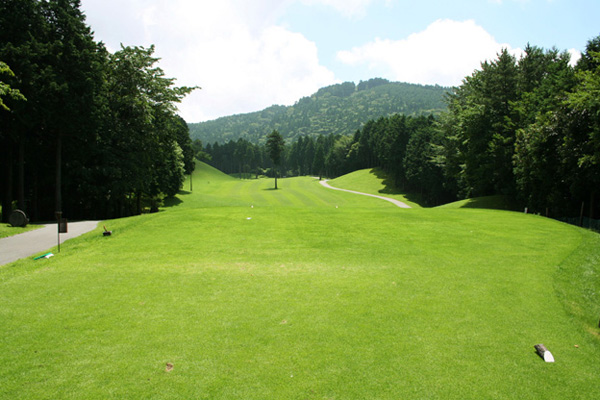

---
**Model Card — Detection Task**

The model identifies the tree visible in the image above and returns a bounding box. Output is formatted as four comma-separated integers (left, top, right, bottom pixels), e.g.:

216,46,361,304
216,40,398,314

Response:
266,130,285,189
312,140,326,180
565,44,600,218
441,49,519,198
101,44,197,215
0,61,25,111
0,0,106,220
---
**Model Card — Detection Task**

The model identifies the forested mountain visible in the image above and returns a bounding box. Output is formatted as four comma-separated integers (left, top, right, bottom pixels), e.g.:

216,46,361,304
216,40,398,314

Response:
189,79,448,144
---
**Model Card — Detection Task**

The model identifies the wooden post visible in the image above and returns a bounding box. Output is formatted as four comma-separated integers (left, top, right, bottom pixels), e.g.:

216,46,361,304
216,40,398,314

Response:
580,202,585,227
55,211,62,253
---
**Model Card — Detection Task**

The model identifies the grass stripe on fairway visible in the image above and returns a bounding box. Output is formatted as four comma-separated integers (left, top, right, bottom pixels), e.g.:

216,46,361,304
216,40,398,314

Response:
1,162,599,399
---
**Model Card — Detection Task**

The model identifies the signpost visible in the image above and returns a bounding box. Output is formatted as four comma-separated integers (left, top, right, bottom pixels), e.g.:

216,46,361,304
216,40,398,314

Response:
55,211,67,252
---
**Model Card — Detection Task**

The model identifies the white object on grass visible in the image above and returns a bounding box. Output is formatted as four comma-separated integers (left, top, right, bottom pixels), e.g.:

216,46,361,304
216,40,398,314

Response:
534,344,555,363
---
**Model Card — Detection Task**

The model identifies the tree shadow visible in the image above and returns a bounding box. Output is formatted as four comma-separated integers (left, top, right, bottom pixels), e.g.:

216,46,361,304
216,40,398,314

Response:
163,191,188,208
369,168,426,206
457,196,519,211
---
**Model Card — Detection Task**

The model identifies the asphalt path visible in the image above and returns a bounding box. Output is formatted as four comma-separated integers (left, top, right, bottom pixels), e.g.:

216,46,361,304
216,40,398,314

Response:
0,221,99,266
319,180,411,208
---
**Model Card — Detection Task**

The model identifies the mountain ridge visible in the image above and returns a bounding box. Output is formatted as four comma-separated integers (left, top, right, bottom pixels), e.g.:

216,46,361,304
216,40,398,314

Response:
189,78,449,144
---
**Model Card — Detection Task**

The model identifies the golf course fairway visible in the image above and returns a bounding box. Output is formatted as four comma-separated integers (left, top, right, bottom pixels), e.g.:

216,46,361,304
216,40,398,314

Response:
1,162,598,399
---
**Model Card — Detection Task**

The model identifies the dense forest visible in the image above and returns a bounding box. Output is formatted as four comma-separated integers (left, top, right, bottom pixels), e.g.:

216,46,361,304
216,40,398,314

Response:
202,38,600,219
189,79,448,144
0,0,196,222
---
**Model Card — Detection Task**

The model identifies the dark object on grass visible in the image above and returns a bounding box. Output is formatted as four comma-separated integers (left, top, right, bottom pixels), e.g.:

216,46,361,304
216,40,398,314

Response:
9,209,29,227
103,225,112,236
534,344,555,362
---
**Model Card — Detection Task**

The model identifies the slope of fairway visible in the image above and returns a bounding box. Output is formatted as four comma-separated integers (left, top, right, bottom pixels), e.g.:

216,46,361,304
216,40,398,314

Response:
1,162,599,399
329,168,422,208
437,195,518,210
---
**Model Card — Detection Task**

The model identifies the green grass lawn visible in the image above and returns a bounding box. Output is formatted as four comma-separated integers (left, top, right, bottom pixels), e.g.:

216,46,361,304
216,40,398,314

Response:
0,222,42,239
1,162,599,399
328,168,422,208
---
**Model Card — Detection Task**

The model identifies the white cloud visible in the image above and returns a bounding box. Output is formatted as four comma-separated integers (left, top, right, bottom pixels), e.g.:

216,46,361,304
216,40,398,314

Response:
300,0,375,18
81,0,337,122
337,19,522,87
169,25,337,122
567,48,582,67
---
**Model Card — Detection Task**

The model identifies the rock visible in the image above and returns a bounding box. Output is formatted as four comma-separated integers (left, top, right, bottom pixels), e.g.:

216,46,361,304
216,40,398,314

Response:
9,209,29,227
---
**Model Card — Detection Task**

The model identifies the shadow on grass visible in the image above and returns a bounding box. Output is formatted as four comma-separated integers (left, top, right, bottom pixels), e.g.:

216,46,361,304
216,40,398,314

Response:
458,196,520,211
262,187,280,191
163,191,188,208
369,168,427,207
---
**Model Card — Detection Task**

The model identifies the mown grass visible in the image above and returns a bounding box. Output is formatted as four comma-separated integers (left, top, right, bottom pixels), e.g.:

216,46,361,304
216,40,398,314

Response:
0,222,42,239
0,162,599,399
328,168,422,208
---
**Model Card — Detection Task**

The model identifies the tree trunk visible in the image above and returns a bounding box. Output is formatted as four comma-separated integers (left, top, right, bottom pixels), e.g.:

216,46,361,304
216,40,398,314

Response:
31,171,39,222
55,132,62,213
17,139,25,210
1,148,14,223
136,190,142,215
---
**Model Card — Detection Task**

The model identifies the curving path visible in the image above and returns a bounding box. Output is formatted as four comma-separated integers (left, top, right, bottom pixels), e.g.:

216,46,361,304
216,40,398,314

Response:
0,221,99,266
319,180,411,208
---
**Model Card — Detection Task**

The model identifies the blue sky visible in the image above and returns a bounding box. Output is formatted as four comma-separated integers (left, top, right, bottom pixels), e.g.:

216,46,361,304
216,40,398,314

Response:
80,0,599,122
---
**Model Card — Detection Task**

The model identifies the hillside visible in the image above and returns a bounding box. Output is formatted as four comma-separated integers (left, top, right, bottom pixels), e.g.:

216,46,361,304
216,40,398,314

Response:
189,79,448,144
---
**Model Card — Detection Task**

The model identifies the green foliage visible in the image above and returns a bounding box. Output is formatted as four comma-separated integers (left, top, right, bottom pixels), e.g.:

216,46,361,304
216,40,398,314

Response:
440,40,600,218
0,61,26,111
0,1,197,221
189,80,448,144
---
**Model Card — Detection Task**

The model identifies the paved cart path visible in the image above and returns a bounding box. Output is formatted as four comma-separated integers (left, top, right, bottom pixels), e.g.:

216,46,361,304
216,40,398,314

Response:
319,180,411,208
0,221,99,266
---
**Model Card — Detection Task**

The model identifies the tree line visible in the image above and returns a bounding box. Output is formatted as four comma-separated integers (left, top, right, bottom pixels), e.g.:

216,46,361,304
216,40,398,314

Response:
198,113,440,199
203,36,600,218
0,0,196,222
